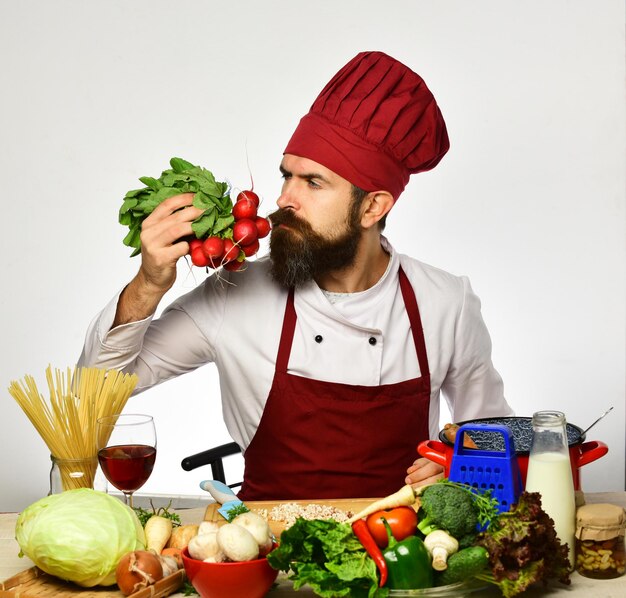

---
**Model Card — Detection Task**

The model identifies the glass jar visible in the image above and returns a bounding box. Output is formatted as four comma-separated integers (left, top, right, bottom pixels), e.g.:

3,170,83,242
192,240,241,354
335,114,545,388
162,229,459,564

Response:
49,455,105,494
575,503,626,579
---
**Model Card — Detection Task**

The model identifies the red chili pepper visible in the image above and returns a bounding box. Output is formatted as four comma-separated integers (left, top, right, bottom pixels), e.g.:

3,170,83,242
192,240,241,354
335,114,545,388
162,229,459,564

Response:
351,519,388,587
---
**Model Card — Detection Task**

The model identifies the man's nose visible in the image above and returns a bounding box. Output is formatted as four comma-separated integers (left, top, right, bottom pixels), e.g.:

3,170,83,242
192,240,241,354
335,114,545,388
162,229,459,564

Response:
277,185,298,210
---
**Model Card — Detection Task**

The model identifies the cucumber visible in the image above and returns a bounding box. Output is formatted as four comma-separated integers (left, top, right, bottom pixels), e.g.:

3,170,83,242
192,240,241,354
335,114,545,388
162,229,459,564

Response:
435,546,489,586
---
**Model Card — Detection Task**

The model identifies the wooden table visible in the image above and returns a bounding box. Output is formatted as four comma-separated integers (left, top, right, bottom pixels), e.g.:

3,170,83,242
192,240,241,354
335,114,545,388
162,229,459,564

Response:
2,492,625,597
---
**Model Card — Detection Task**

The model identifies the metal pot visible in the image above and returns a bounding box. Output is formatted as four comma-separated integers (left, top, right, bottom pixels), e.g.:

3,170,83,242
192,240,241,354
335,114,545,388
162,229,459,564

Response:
417,416,608,490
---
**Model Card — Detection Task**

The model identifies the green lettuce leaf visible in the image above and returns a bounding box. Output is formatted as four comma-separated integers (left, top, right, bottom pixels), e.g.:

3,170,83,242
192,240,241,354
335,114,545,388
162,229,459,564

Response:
267,518,387,598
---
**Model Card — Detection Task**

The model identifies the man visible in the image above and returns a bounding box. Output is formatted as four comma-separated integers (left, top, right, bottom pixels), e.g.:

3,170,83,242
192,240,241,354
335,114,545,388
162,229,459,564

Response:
79,51,513,500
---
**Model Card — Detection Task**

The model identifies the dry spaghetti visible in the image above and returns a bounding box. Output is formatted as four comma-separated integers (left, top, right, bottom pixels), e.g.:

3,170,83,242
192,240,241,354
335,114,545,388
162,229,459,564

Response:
8,365,138,491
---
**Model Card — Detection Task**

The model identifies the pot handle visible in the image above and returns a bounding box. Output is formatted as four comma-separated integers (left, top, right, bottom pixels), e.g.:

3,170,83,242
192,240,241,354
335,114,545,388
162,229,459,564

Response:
575,440,609,467
417,440,449,467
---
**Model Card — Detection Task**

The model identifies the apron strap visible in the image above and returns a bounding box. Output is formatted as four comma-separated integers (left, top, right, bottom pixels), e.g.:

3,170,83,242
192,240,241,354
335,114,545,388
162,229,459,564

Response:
275,288,296,373
398,266,431,381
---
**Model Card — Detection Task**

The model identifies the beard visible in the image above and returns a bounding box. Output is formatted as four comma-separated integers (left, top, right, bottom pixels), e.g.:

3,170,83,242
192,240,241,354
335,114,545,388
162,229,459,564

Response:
268,204,362,288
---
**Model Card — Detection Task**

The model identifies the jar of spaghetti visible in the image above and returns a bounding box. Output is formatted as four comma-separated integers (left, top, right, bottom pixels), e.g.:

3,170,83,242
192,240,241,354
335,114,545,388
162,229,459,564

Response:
49,455,106,494
575,503,625,579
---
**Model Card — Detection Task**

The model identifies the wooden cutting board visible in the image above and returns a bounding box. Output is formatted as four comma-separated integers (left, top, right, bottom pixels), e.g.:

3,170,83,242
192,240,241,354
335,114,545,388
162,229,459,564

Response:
204,498,378,537
0,567,184,598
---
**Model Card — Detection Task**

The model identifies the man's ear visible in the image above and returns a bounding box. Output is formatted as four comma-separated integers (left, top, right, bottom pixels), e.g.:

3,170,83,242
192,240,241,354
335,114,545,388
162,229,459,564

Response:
361,191,394,229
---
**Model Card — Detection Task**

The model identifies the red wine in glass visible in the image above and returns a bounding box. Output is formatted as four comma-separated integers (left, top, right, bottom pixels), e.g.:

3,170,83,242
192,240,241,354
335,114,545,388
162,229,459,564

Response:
96,413,156,507
97,444,156,493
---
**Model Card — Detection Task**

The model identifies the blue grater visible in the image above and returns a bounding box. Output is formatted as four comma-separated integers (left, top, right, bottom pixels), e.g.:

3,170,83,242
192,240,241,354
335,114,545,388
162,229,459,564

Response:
448,424,523,514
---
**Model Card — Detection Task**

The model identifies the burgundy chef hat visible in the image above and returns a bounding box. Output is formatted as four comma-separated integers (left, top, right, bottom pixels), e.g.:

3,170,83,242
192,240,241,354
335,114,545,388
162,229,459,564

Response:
284,51,450,201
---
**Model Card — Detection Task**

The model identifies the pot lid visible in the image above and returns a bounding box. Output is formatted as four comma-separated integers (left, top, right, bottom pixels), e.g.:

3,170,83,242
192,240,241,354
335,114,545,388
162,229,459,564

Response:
439,416,585,453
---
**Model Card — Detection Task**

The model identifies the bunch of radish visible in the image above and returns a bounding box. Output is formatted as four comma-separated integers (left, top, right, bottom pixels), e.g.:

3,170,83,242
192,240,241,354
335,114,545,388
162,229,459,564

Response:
188,189,271,271
119,158,271,271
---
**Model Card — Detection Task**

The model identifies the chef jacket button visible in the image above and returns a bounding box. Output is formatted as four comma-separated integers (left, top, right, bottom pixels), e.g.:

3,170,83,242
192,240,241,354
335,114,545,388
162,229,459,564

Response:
368,336,377,346
315,335,323,343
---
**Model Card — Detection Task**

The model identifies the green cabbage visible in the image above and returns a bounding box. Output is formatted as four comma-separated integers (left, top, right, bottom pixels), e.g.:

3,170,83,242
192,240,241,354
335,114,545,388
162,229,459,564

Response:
15,488,145,587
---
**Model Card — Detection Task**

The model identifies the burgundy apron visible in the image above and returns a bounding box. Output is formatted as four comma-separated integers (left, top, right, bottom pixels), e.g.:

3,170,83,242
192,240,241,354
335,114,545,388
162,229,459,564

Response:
238,267,431,500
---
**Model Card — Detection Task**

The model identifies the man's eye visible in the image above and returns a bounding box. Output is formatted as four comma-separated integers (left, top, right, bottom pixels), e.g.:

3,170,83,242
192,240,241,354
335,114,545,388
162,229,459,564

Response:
308,179,321,188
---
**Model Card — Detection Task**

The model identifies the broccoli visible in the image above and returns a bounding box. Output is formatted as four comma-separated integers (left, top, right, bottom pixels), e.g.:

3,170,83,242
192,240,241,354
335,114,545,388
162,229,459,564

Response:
417,482,479,540
416,480,500,545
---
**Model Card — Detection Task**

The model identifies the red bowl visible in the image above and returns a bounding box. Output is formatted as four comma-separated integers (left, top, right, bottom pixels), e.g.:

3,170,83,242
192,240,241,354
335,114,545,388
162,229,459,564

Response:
181,546,279,598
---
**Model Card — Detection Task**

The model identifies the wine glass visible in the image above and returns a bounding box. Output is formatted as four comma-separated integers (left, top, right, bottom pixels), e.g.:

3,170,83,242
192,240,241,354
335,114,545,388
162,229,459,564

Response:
96,413,157,508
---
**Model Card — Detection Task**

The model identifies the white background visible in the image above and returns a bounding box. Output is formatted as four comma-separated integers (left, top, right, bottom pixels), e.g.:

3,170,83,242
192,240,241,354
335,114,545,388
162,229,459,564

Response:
0,0,624,512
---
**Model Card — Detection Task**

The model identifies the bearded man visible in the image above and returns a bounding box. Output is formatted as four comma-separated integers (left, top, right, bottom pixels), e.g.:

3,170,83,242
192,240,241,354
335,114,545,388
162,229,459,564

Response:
79,51,513,500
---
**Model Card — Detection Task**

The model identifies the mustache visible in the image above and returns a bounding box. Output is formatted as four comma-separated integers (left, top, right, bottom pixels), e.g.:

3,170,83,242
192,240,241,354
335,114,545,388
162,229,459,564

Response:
268,208,310,232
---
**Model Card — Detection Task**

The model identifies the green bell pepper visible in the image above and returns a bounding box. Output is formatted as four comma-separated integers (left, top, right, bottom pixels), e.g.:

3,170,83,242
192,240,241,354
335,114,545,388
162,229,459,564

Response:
382,519,433,589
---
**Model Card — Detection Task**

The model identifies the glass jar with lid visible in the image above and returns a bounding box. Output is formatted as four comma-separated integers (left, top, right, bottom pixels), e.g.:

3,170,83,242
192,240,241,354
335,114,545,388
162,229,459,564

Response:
575,503,625,579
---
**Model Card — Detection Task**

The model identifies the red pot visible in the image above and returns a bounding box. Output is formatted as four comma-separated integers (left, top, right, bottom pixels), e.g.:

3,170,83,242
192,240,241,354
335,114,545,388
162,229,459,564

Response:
417,416,608,491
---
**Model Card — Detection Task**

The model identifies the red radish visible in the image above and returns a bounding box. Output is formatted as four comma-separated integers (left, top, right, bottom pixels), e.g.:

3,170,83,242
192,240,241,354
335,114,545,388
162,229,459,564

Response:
232,198,258,221
191,248,209,267
207,256,222,269
201,236,225,259
223,259,245,272
222,238,240,263
189,238,203,252
241,239,260,257
255,216,271,239
233,219,258,245
237,190,259,207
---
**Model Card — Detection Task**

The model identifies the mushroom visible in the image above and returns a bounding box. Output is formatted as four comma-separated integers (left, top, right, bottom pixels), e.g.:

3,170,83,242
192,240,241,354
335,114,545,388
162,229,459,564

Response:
187,531,225,563
423,530,459,571
216,523,260,562
230,511,274,556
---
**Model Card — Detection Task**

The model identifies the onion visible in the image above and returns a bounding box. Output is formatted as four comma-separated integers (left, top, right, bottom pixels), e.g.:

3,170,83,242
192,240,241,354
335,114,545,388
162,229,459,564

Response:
115,550,164,596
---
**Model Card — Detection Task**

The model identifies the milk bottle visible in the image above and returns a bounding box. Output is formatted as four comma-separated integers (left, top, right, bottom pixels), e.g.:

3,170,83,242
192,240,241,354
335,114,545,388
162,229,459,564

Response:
524,410,576,568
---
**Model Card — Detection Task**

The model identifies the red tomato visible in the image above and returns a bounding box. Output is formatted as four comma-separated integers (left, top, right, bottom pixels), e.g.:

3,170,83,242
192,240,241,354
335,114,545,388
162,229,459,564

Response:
366,507,418,548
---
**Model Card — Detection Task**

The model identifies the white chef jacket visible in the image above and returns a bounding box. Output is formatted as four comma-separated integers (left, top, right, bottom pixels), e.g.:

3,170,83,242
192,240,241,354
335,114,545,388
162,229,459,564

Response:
79,237,513,450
